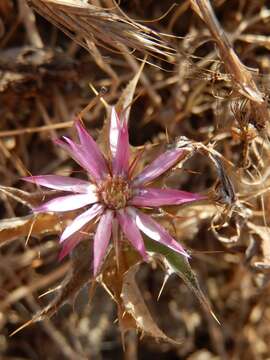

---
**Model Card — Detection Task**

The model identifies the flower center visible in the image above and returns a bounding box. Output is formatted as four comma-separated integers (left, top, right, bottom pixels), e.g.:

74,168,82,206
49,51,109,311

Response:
97,175,132,210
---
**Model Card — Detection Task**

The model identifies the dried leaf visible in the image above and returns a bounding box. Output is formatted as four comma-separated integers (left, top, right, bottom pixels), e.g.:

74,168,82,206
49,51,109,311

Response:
121,263,180,344
0,213,62,245
248,222,270,270
190,0,269,132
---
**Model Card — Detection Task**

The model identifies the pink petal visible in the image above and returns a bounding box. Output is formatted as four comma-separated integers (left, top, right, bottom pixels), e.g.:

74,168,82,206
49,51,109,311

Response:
60,204,103,242
93,210,113,276
54,137,83,166
35,193,98,213
58,230,86,260
55,136,107,181
132,148,184,186
75,119,108,177
128,207,189,257
112,117,129,175
63,136,105,181
117,209,147,260
23,175,93,193
130,188,205,207
54,138,96,176
110,107,120,157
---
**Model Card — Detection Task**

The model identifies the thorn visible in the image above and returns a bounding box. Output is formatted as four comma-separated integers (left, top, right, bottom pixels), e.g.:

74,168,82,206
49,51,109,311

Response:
38,285,61,298
25,216,36,247
9,319,34,337
157,273,170,301
211,310,221,325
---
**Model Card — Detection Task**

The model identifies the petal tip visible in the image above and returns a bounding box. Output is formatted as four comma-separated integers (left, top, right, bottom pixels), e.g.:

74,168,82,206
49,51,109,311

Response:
21,176,32,182
32,206,44,213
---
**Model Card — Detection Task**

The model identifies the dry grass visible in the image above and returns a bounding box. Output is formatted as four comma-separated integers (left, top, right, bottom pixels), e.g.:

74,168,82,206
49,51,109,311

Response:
1,0,270,359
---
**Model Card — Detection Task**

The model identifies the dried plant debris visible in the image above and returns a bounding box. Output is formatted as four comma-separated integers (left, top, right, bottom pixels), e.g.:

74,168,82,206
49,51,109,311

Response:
121,263,180,344
11,240,92,336
27,0,177,62
190,0,269,132
1,0,270,358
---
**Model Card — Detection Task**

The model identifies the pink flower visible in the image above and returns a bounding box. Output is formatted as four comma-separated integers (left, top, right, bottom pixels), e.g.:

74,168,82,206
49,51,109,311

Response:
23,108,204,275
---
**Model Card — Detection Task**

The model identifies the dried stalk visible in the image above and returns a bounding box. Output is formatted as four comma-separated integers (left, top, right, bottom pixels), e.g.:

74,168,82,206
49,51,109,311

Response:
190,0,269,130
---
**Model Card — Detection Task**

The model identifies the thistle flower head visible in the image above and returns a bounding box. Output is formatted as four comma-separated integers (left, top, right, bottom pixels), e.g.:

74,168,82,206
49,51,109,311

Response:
24,108,204,275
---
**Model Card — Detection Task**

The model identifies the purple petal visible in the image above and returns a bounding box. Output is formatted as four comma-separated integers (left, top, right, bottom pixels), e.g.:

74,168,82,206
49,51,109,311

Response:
75,119,108,177
132,148,184,186
34,193,98,213
60,204,103,242
58,230,86,260
112,117,129,175
93,210,113,276
130,188,205,207
110,107,120,157
22,175,93,194
128,207,189,257
117,209,147,260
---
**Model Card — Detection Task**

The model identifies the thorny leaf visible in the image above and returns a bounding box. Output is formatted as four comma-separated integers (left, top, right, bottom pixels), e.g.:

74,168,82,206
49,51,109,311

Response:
98,246,145,344
38,241,92,318
11,241,92,336
121,263,180,344
114,58,146,123
145,239,219,324
99,246,178,343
